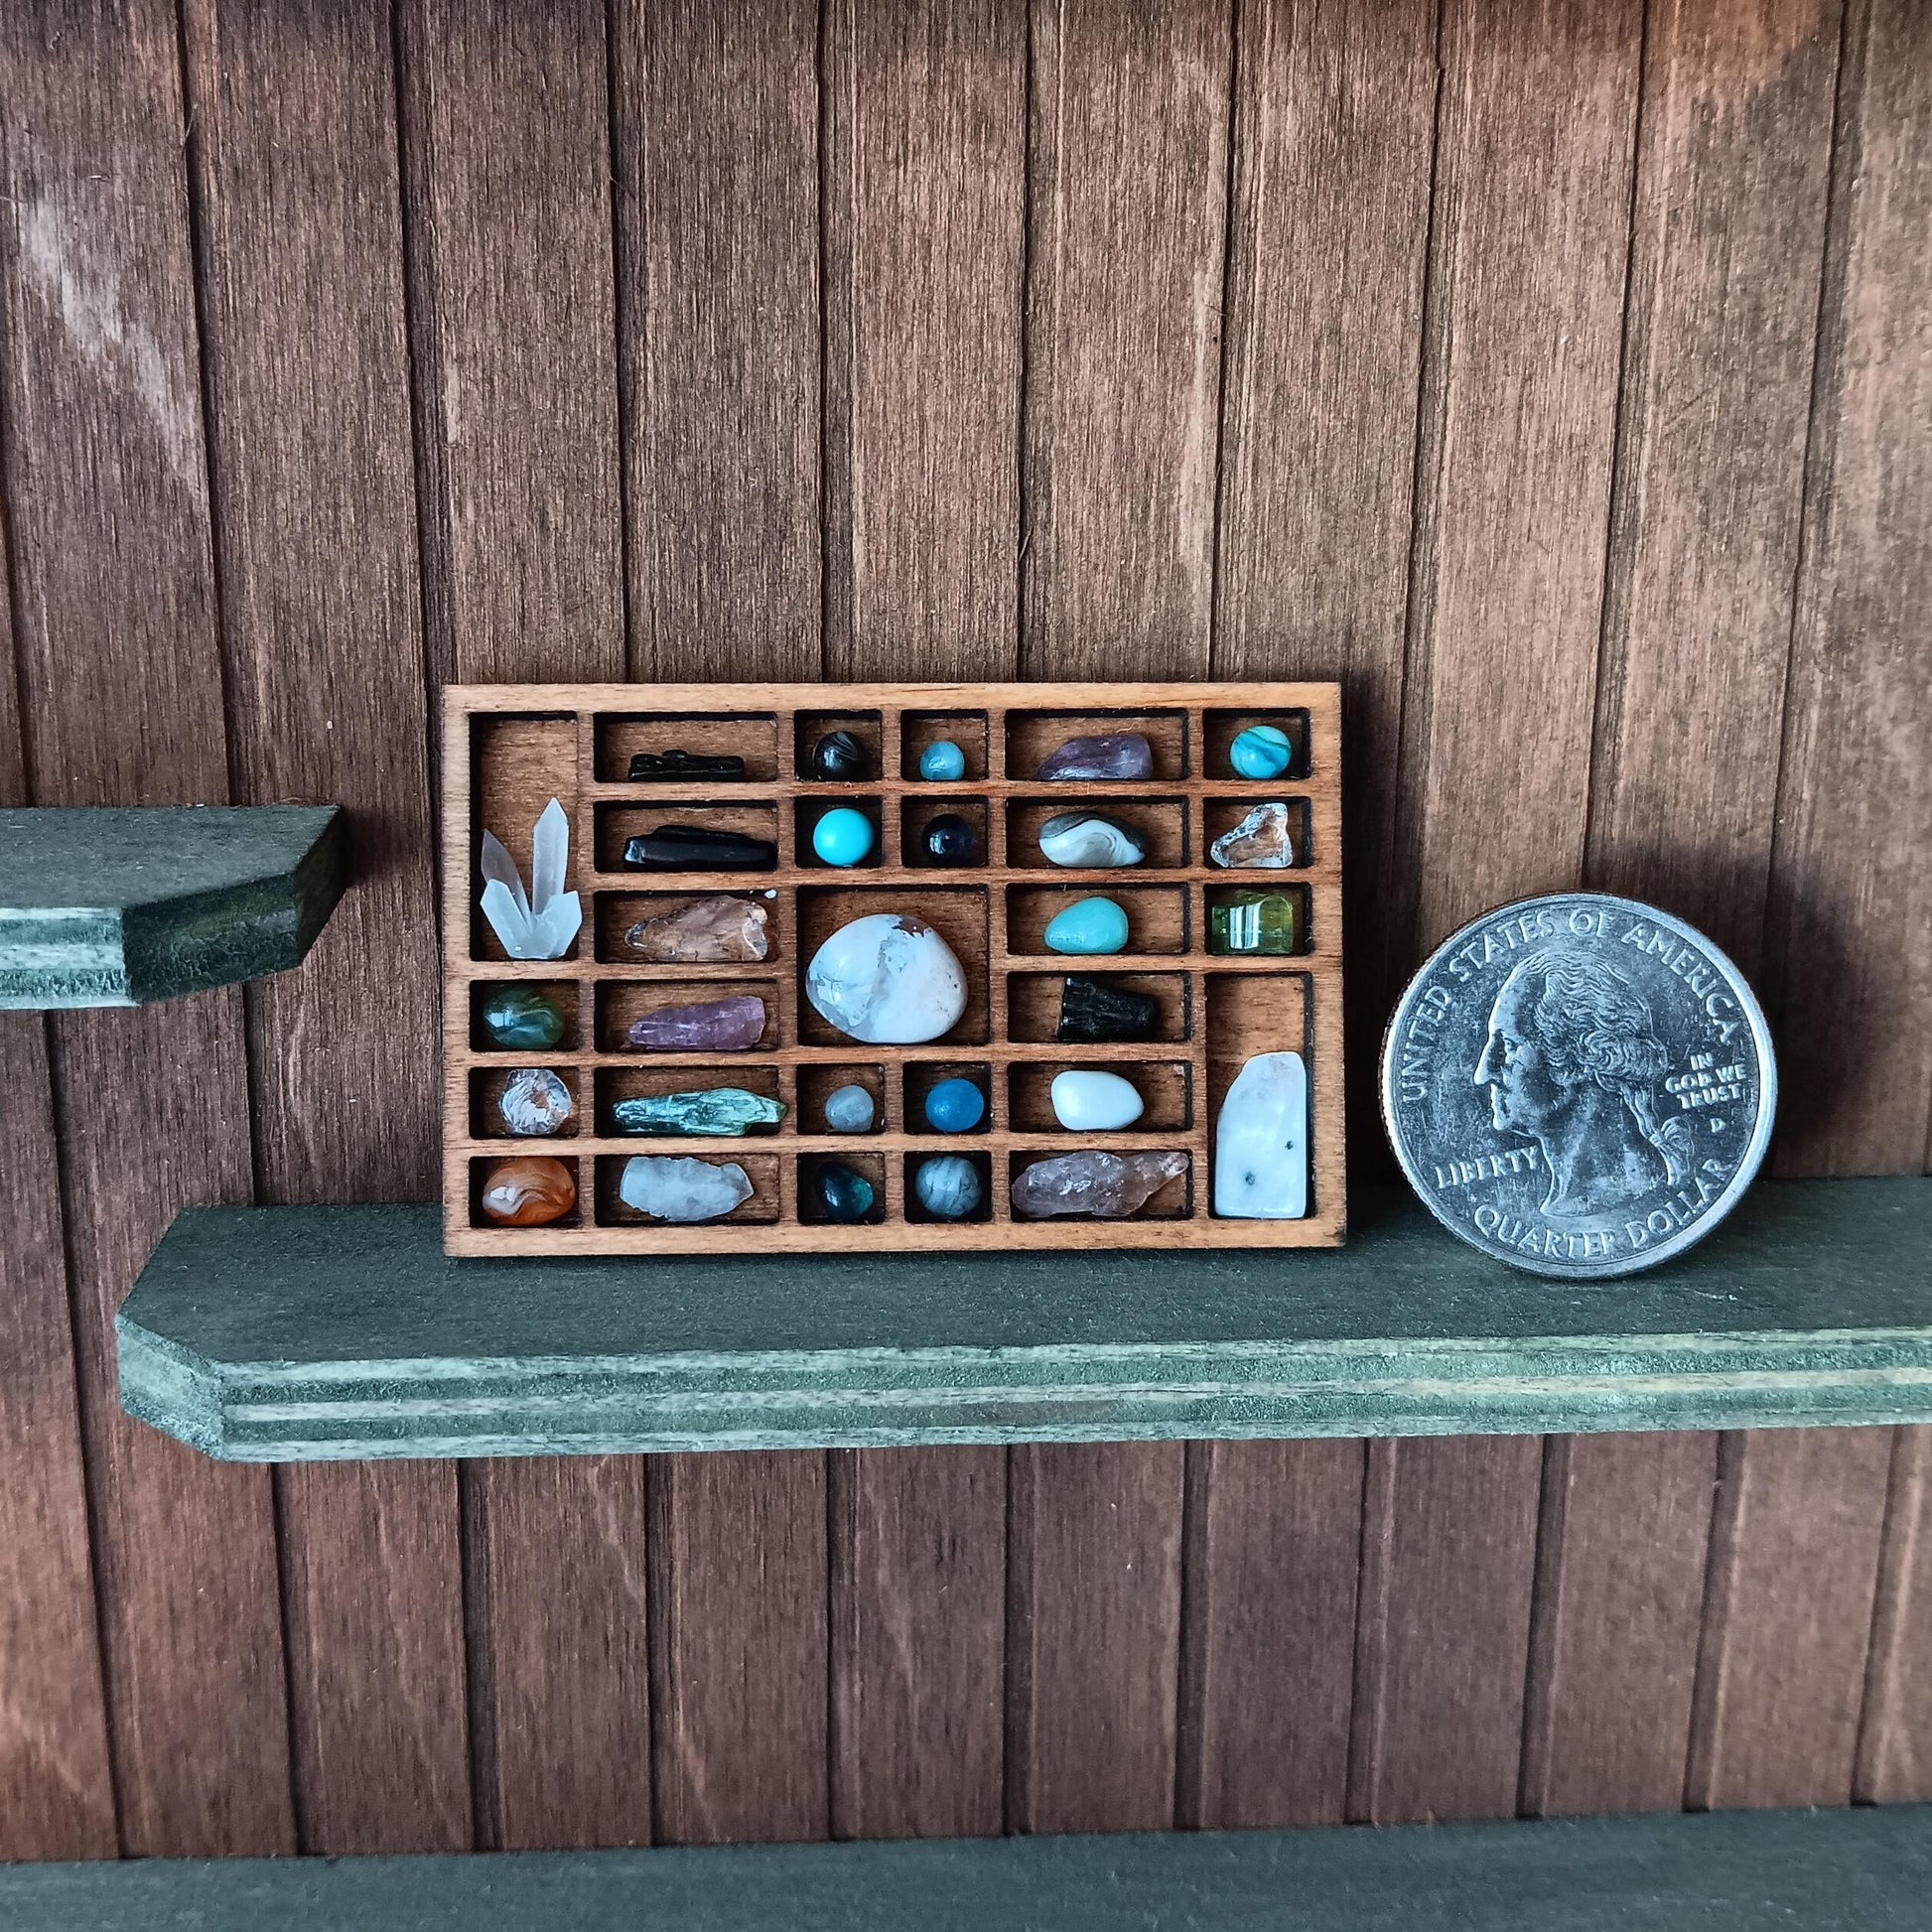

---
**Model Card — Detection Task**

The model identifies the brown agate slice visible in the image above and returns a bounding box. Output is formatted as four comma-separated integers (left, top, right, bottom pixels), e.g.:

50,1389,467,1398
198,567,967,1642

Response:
481,1155,576,1226
626,895,769,964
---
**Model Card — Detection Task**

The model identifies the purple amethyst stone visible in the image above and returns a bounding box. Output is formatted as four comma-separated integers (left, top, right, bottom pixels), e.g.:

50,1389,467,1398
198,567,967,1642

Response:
628,994,766,1051
1036,732,1155,782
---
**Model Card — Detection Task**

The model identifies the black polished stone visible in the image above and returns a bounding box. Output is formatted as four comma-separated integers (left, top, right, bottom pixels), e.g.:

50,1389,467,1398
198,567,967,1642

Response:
810,730,871,781
921,812,979,867
812,1160,877,1223
623,825,777,871
626,749,748,781
1057,974,1160,1044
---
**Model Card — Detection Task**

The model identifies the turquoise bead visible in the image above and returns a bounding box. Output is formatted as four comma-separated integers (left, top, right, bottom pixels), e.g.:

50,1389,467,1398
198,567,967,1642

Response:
919,740,967,781
923,1077,986,1134
1043,896,1130,956
811,807,875,867
1229,724,1294,780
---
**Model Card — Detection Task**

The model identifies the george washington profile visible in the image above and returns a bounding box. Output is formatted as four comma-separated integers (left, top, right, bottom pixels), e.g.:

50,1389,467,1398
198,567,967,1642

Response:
1473,950,1696,1219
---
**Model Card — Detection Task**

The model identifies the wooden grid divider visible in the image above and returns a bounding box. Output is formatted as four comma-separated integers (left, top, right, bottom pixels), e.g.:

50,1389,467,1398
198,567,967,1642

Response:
443,682,1344,1256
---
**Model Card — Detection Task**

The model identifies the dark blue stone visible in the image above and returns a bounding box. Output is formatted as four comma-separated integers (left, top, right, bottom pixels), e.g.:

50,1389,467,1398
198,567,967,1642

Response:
921,812,979,867
813,1160,876,1222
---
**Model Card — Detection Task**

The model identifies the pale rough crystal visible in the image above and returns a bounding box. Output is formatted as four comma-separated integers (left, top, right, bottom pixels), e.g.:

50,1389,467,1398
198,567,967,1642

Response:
498,1066,573,1137
805,913,968,1044
1209,801,1296,869
1213,1051,1308,1218
1010,1149,1187,1219
625,895,770,963
619,1155,754,1222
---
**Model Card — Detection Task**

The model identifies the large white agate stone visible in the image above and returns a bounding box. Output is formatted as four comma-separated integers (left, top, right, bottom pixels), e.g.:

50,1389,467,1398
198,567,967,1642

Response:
1037,813,1146,868
805,913,968,1044
620,1155,754,1222
1213,1050,1308,1218
1050,1069,1144,1132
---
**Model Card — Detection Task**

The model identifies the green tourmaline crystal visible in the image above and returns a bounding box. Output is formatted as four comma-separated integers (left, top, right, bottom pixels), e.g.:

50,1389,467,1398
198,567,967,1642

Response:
1209,890,1300,956
481,984,566,1049
611,1088,786,1137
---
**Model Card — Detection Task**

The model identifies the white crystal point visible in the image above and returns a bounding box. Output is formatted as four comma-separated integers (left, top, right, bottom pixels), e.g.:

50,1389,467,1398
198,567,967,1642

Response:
1050,1069,1145,1132
1214,1050,1308,1218
805,913,968,1044
1037,813,1146,868
620,1155,754,1223
530,796,570,914
479,798,582,958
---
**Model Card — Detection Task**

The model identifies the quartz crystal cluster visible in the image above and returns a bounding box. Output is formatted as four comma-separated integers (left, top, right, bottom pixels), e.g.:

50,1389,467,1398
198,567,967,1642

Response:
480,799,583,960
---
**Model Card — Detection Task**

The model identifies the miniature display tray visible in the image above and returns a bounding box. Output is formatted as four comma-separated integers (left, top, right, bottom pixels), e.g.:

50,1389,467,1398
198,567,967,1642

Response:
441,682,1344,1257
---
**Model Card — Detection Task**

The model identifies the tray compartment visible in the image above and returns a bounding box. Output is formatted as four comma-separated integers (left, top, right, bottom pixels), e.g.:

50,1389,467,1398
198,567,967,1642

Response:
1201,707,1311,781
1006,970,1191,1045
1005,796,1189,871
1007,1058,1192,1133
595,711,779,783
1005,883,1189,956
901,710,990,781
1005,708,1189,781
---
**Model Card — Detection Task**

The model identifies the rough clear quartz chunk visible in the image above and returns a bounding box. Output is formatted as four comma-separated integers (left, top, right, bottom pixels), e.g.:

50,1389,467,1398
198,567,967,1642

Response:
1037,813,1146,869
625,895,769,963
1037,732,1155,781
611,1089,784,1136
619,1155,754,1222
1010,1150,1187,1219
498,1066,573,1137
1210,802,1296,869
627,994,766,1051
1213,1051,1308,1219
805,914,968,1044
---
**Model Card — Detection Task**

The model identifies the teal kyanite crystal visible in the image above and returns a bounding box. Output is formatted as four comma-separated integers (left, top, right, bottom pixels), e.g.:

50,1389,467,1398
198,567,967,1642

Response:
1229,723,1294,780
611,1088,786,1137
813,1160,876,1222
481,984,566,1049
1043,896,1130,956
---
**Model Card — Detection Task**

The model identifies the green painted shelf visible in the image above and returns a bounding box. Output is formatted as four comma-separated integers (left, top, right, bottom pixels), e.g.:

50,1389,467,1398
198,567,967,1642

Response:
116,1176,1932,1461
0,805,345,1008
3,1807,1929,1929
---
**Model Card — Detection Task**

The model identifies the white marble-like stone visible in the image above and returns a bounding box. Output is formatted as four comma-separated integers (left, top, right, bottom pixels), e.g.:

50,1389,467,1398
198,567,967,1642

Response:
805,913,968,1044
823,1082,876,1132
1037,813,1146,869
1213,1051,1308,1218
1049,1069,1145,1132
619,1155,754,1222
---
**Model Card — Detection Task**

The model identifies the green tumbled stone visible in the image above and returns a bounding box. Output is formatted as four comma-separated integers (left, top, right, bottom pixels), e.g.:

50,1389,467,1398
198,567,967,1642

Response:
612,1089,786,1137
481,984,567,1049
1208,891,1300,956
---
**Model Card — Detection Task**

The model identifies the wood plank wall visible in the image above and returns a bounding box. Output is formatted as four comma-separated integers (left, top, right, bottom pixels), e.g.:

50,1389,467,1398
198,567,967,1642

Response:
0,0,1927,1860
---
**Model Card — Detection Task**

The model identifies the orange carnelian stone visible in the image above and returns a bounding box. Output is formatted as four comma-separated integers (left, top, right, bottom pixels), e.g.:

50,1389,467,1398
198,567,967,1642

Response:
481,1156,575,1226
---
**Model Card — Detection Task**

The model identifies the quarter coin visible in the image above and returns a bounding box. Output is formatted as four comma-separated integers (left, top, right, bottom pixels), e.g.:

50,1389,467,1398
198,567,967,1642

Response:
1380,893,1777,1278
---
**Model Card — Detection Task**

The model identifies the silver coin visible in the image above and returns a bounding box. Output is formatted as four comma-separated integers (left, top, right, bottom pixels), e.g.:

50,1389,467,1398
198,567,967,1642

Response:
1380,893,1776,1278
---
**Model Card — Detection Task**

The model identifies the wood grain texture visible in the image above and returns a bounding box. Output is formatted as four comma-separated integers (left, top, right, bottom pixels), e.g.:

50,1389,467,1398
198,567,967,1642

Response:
1183,1441,1363,1829
0,0,292,1859
823,0,1026,681
1022,0,1233,678
1520,1433,1717,1816
1763,0,1932,1175
1009,1444,1184,1834
180,0,467,1856
1348,1436,1543,1823
829,1449,1006,1838
399,0,624,686
649,1452,829,1845
1858,1428,1932,1801
1688,1428,1891,1808
612,0,822,680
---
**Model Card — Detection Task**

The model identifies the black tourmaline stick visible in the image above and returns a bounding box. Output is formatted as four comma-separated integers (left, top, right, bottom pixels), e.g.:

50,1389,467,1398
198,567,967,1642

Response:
623,825,777,870
626,749,748,780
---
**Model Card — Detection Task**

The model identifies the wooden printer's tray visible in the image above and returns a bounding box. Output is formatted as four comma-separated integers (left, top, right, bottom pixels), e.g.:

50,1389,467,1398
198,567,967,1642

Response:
442,683,1344,1256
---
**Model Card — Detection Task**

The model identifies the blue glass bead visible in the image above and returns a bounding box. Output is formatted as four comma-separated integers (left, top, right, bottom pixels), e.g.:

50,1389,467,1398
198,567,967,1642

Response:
811,806,875,867
919,739,967,781
923,1076,986,1134
1229,724,1294,780
1042,896,1130,955
914,1154,982,1219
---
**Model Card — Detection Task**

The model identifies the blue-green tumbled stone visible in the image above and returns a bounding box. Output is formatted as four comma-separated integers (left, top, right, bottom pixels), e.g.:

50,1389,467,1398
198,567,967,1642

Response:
481,985,566,1049
1043,896,1130,956
813,1160,876,1222
612,1088,785,1137
1229,724,1294,780
918,740,967,781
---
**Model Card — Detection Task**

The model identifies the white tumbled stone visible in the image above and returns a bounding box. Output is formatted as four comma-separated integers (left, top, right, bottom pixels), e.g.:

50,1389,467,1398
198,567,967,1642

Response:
1037,813,1146,869
805,913,969,1045
1213,1051,1308,1218
1049,1069,1145,1132
620,1155,754,1223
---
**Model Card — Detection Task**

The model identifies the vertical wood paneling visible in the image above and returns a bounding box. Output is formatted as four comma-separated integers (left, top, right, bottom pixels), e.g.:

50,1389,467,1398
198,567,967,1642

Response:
613,0,822,680
1184,1442,1363,1829
0,0,292,1859
819,0,1023,1842
1009,1444,1184,1834
398,0,644,1854
1859,1428,1932,1801
180,0,467,1856
1021,0,1232,678
1688,1429,1891,1808
649,1454,829,1844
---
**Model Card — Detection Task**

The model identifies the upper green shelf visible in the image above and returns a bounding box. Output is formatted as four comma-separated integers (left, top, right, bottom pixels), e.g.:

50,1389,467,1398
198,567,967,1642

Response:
116,1176,1932,1461
0,805,345,1008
